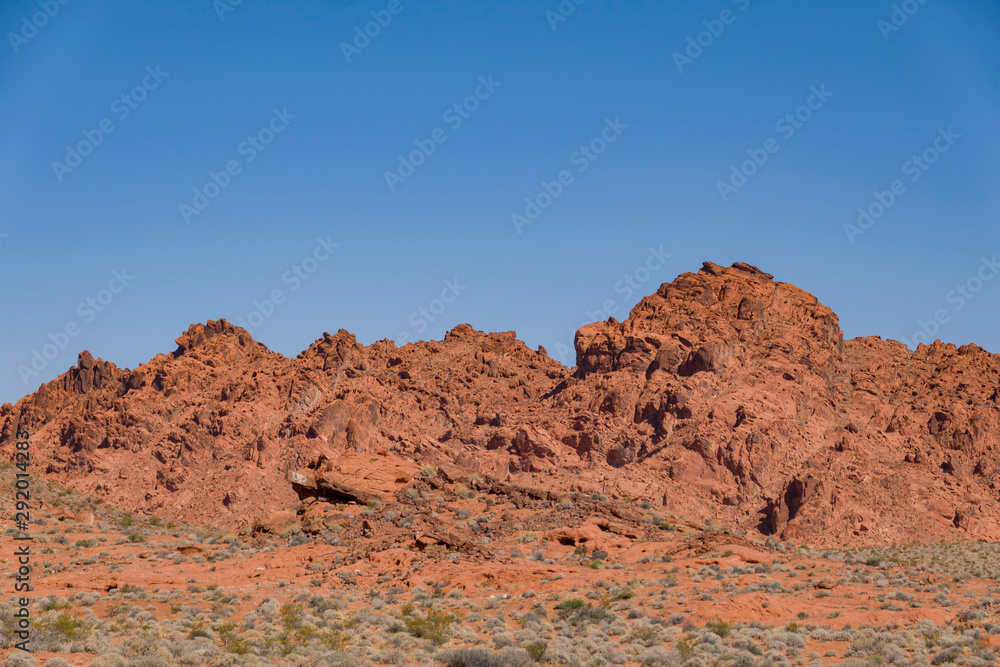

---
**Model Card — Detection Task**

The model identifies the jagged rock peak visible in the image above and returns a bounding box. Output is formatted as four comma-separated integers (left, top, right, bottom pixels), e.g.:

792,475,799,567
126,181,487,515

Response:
70,351,121,394
173,318,246,357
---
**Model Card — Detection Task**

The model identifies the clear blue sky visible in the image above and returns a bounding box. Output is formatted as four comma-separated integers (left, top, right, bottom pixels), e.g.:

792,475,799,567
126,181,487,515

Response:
2,0,998,404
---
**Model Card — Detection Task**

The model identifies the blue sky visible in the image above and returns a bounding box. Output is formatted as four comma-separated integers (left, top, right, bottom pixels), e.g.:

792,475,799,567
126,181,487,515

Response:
1,0,998,404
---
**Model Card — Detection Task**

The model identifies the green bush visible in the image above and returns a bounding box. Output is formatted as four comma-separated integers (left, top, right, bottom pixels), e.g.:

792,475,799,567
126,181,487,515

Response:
555,599,585,616
557,602,615,627
525,639,547,661
706,616,731,638
675,637,695,661
404,609,457,645
34,611,91,648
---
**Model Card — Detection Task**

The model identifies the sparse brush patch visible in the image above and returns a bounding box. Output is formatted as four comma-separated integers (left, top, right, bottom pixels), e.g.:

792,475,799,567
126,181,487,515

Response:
442,646,534,667
12,464,1000,667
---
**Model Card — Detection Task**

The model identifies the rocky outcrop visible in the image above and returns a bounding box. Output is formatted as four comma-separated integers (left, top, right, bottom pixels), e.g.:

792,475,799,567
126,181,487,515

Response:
287,453,420,505
2,261,999,547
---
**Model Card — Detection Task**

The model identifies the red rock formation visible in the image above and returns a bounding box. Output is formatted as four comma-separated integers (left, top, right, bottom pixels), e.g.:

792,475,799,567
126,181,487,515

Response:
2,265,998,547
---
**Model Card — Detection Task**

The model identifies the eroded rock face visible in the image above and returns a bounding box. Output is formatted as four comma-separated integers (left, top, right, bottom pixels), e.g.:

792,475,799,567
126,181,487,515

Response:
287,452,420,505
2,263,999,547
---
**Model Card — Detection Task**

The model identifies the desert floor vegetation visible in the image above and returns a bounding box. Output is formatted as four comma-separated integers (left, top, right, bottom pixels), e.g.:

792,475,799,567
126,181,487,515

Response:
4,466,1000,666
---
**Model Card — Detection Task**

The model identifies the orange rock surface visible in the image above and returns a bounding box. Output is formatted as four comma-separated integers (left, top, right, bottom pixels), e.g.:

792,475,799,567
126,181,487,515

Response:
3,261,998,548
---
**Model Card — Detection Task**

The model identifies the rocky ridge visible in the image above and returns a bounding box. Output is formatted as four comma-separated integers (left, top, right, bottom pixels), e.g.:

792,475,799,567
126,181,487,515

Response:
2,261,999,547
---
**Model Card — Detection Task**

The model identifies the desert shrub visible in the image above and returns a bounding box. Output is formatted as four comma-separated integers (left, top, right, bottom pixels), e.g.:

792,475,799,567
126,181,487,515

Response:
122,658,169,667
932,646,963,665
404,610,457,645
958,608,986,622
309,596,346,614
627,624,661,646
674,637,695,662
279,603,304,630
637,645,672,666
555,599,585,616
559,602,615,627
37,595,71,611
79,592,101,607
441,647,534,667
224,637,253,655
119,583,146,598
544,635,612,665
32,611,92,650
122,630,161,658
187,621,211,639
2,653,35,667
525,639,547,661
